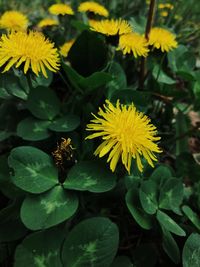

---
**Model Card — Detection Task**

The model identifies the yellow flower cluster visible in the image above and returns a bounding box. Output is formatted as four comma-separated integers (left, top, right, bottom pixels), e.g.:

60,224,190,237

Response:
78,1,109,17
48,3,74,16
37,18,58,28
0,10,28,31
86,100,162,173
148,27,178,52
0,31,60,77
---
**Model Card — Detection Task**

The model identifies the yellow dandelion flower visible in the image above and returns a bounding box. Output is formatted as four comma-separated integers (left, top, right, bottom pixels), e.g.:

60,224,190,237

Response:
0,10,28,31
88,19,100,28
48,3,74,16
86,100,162,174
60,39,75,57
0,31,60,78
118,32,149,58
91,18,132,36
78,1,109,17
160,11,168,17
148,27,178,52
165,3,174,10
37,18,58,28
158,3,174,10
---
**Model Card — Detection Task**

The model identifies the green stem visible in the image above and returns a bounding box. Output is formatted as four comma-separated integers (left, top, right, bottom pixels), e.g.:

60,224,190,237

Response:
139,0,157,89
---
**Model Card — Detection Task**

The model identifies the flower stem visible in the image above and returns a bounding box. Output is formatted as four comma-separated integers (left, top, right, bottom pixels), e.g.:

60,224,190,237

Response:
139,0,157,89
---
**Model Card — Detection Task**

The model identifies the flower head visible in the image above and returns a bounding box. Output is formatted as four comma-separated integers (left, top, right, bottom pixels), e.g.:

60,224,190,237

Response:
158,3,174,10
0,31,60,77
0,10,28,31
160,11,168,17
48,4,74,16
91,19,132,36
118,32,149,58
86,100,162,173
148,27,178,52
60,39,75,57
37,18,58,28
78,1,109,17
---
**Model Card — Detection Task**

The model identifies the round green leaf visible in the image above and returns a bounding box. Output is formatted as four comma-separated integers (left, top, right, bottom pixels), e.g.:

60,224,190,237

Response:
159,178,183,213
17,117,50,141
139,180,158,215
150,165,173,187
126,188,153,230
14,227,64,267
156,210,186,236
27,86,60,120
20,185,78,230
8,146,58,194
64,161,116,192
62,217,119,267
49,114,80,132
183,233,200,267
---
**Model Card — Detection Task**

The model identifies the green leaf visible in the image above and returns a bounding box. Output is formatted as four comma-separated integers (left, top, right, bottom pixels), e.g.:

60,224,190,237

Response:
139,180,158,215
150,165,173,187
106,62,127,98
49,114,80,132
14,227,64,267
21,185,78,230
183,233,200,267
62,217,119,267
162,227,180,264
8,146,58,194
68,30,108,76
0,73,28,100
182,205,200,230
64,161,116,193
31,70,53,88
126,188,153,230
27,86,60,120
159,178,183,213
17,117,50,141
153,65,176,84
111,256,133,267
0,155,23,199
80,72,113,92
156,210,186,236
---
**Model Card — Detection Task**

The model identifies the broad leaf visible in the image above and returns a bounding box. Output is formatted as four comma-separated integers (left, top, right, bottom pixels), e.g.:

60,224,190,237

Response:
62,217,119,267
183,233,200,267
27,86,60,120
20,185,78,230
64,161,116,193
8,146,58,194
156,210,186,236
126,188,153,230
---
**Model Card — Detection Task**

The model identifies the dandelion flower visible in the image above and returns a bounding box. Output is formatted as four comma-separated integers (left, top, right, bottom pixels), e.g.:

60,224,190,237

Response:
37,18,58,28
86,100,162,173
48,3,74,16
0,10,28,31
118,32,149,58
160,11,168,17
148,27,178,52
60,39,75,57
78,1,109,17
88,19,100,28
91,19,132,36
0,31,60,78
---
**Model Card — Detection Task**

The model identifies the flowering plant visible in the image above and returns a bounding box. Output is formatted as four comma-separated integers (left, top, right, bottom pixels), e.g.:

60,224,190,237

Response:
0,1,200,266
